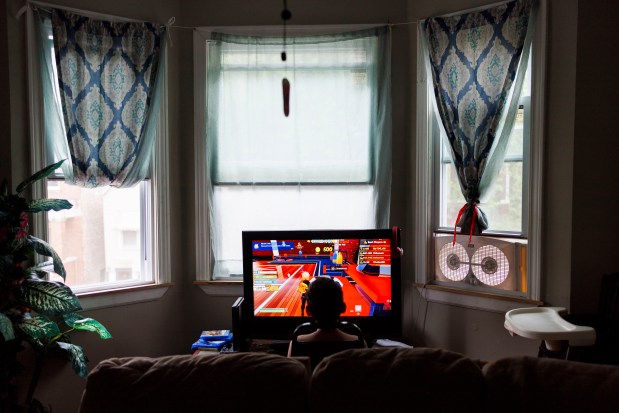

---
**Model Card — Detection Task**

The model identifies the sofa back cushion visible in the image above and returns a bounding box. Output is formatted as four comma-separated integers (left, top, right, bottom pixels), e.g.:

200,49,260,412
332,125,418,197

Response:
309,347,485,413
483,356,619,413
79,352,309,413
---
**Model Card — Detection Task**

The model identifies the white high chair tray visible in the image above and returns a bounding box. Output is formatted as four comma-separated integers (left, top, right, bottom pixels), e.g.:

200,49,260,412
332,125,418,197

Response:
504,307,596,348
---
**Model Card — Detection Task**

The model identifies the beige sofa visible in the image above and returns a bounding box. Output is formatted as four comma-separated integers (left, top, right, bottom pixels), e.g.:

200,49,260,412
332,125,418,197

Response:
78,347,619,413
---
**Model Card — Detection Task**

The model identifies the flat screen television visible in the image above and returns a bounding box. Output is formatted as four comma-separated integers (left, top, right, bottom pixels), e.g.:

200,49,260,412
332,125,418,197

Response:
240,228,402,341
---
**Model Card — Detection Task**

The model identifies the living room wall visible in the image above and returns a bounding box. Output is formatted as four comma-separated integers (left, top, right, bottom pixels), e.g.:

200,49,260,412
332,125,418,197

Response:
570,0,619,315
0,0,9,183
3,0,617,411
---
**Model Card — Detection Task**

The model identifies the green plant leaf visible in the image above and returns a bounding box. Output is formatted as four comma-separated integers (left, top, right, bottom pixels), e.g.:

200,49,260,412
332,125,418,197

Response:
64,313,112,339
56,341,89,378
16,160,66,194
27,235,66,279
27,199,73,213
16,314,60,340
21,279,81,317
0,313,16,341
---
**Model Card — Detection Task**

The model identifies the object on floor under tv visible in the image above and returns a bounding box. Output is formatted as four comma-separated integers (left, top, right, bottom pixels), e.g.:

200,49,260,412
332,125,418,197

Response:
200,330,233,341
191,329,233,352
192,339,228,351
241,227,403,341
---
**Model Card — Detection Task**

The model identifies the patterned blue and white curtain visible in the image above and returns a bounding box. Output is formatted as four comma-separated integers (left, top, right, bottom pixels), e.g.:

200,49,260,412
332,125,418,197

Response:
423,0,535,235
49,9,165,188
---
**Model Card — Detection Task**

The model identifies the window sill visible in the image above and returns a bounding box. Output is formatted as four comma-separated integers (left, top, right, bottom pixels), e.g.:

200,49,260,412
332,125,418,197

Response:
414,283,543,313
194,280,243,296
77,283,174,311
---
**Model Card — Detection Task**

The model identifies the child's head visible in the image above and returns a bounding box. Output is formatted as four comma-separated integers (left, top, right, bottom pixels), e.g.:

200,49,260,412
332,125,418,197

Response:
306,276,346,329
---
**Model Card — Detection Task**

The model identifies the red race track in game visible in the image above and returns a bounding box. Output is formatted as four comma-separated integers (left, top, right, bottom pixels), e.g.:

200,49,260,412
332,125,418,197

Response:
252,238,392,317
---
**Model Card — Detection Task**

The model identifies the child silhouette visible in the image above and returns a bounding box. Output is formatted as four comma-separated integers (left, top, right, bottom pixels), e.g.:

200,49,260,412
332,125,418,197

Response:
288,276,366,368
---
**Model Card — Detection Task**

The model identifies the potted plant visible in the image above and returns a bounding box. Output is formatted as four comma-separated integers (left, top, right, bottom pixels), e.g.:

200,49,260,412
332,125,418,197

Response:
0,160,111,412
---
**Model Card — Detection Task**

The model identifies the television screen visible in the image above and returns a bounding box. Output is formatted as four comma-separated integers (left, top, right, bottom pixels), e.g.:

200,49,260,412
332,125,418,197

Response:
241,228,401,340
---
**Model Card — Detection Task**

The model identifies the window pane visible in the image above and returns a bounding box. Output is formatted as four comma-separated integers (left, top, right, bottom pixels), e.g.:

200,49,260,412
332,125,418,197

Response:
439,99,525,233
212,38,374,184
505,107,525,159
47,181,151,291
211,185,374,279
481,161,523,232
440,161,523,232
439,163,464,228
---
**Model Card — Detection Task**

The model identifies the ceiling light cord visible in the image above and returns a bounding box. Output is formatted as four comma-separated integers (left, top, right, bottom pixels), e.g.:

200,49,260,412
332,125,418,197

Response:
281,0,291,62
281,0,292,117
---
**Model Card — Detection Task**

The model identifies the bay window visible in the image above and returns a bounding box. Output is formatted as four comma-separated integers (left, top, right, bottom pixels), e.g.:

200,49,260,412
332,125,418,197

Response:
194,26,392,281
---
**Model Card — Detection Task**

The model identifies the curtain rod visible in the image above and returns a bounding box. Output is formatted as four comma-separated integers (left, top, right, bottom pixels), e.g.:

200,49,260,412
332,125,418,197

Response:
392,0,520,27
421,0,516,21
174,0,518,32
192,23,388,35
390,0,519,26
18,0,519,30
17,0,171,25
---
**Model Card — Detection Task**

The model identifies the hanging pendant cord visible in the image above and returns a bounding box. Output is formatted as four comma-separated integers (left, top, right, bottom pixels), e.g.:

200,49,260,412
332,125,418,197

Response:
281,0,292,116
281,0,290,61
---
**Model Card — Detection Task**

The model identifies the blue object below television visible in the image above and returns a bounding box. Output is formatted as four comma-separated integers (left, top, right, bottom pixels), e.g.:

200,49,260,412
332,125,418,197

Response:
239,227,402,342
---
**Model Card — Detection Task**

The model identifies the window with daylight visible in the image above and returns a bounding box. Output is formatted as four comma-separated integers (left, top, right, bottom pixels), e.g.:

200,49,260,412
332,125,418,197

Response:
28,7,170,295
194,26,392,280
46,181,149,291
415,0,546,306
438,73,530,235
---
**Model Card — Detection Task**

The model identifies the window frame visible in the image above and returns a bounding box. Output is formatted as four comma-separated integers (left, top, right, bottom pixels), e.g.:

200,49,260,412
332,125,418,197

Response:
414,0,546,309
435,95,531,237
25,7,171,307
193,25,385,286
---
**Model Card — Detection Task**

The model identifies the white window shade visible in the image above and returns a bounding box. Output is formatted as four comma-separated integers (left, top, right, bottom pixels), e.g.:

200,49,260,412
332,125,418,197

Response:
196,26,392,281
211,184,375,277
211,37,375,184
